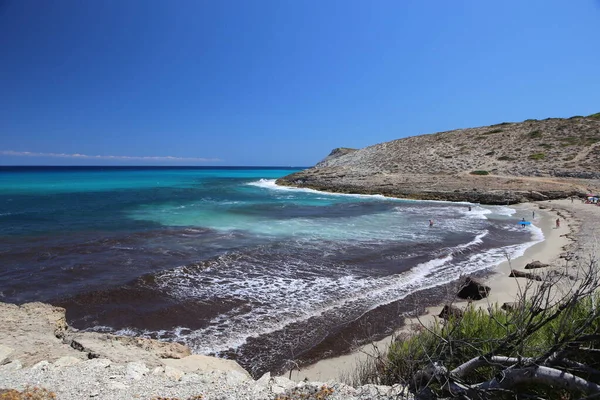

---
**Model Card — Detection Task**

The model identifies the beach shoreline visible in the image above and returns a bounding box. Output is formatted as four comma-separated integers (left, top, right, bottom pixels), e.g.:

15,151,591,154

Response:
286,198,593,382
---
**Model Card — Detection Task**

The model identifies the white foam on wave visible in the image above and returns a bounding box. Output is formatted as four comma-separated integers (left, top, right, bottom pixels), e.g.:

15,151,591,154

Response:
102,212,545,357
248,179,390,200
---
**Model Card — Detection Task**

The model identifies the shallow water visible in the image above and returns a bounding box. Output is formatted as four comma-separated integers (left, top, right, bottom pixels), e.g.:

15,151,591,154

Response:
0,166,543,375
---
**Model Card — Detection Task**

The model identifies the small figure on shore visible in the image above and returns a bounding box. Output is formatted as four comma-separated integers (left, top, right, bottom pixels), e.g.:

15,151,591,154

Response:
522,217,526,222
468,206,472,211
532,211,535,219
429,219,434,227
571,197,574,203
556,218,560,228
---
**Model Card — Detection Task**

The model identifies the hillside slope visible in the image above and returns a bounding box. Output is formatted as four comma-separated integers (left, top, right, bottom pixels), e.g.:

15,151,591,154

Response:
277,114,600,204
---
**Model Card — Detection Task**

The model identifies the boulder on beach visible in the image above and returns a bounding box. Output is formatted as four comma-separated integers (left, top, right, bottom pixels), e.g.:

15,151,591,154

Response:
456,278,490,300
509,269,543,281
438,305,463,319
524,260,549,269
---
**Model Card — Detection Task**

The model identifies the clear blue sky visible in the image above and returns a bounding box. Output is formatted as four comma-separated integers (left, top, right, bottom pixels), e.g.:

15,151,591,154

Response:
1,0,599,166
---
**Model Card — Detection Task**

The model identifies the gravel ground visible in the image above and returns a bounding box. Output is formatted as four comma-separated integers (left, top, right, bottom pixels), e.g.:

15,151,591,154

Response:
0,358,409,400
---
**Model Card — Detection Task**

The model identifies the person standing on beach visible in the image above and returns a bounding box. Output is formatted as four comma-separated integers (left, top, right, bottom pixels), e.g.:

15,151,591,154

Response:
556,218,560,228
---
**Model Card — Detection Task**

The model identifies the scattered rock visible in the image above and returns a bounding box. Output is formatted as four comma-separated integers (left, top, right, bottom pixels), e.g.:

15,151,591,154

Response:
0,360,22,371
457,277,490,300
524,260,549,269
107,382,128,391
126,361,149,380
501,302,519,311
256,371,271,388
509,269,543,281
0,345,14,365
31,360,52,371
54,356,83,367
438,304,463,319
151,366,164,375
162,354,250,378
164,365,185,381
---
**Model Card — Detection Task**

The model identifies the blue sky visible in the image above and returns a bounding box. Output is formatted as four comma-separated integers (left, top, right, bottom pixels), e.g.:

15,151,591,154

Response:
1,1,599,166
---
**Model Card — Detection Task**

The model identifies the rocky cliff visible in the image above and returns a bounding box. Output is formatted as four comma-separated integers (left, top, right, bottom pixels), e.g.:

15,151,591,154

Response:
277,114,600,204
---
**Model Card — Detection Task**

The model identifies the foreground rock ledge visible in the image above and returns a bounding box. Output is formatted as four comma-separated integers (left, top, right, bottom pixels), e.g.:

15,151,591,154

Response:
0,302,410,399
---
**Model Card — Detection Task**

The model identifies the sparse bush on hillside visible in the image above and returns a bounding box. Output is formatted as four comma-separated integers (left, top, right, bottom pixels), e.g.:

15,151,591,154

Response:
588,112,600,119
470,170,489,175
540,143,552,149
483,129,503,135
528,130,543,139
529,152,546,160
497,155,515,161
350,258,600,399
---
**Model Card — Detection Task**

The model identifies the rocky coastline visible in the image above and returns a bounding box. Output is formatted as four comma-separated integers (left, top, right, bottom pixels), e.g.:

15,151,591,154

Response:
0,302,407,399
277,115,600,204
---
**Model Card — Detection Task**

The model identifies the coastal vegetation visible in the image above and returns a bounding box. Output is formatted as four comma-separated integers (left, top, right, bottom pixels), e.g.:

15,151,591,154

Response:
350,259,600,399
469,170,490,176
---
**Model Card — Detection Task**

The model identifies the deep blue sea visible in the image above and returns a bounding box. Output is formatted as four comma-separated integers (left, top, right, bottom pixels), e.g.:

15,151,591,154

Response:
0,166,543,375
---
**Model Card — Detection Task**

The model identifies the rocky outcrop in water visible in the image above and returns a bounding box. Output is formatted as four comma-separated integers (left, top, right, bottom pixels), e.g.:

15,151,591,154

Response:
277,115,600,204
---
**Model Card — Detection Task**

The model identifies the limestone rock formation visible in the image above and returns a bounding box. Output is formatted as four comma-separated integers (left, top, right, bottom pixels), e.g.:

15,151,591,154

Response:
277,114,600,204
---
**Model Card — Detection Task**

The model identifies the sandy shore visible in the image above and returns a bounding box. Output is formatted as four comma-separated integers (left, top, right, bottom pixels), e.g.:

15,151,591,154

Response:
288,198,599,382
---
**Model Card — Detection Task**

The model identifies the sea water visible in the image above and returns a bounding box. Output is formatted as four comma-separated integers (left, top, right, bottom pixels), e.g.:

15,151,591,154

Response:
0,166,542,375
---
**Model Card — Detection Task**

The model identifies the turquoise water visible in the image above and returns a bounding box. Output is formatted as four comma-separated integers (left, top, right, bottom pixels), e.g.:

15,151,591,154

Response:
0,166,543,376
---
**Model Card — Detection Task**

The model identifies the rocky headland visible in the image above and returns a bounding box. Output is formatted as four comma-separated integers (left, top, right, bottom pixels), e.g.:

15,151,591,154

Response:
277,114,600,204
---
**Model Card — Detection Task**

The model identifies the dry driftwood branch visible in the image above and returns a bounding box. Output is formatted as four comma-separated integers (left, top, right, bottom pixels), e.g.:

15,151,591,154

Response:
450,356,533,379
475,365,600,394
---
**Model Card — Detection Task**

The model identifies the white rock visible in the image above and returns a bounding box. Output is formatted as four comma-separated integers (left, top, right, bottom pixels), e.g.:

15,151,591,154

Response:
54,356,82,367
32,360,52,371
255,371,271,387
0,344,14,364
226,370,251,385
0,359,22,371
126,361,149,380
162,354,251,378
164,365,185,381
151,366,164,375
272,376,296,389
108,382,129,390
271,385,286,395
84,358,112,369
180,373,201,383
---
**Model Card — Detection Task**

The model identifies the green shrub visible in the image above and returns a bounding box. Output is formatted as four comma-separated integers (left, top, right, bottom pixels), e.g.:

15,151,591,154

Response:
587,112,600,119
497,155,515,161
529,152,546,160
539,143,552,149
470,170,489,175
482,129,503,135
528,130,542,139
383,291,600,397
